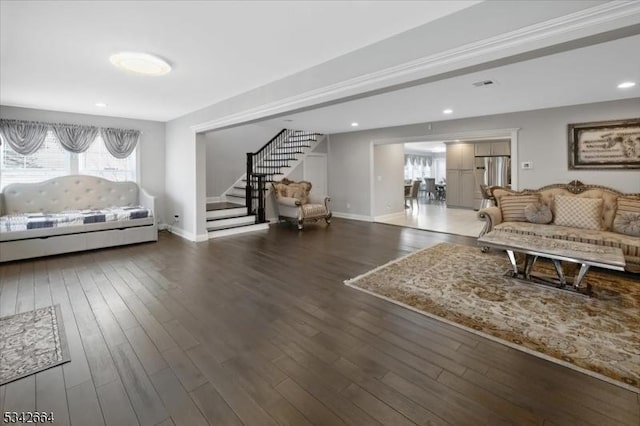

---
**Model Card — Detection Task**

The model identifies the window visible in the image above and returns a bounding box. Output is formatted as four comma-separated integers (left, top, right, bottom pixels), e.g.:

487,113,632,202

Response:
0,133,137,190
404,155,432,181
79,135,136,182
0,130,70,190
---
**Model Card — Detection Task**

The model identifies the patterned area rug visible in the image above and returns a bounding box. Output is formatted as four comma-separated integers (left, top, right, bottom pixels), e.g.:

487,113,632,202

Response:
0,305,71,386
345,243,640,392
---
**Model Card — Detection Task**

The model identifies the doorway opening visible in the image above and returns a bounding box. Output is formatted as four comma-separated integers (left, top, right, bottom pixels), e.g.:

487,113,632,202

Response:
371,129,518,237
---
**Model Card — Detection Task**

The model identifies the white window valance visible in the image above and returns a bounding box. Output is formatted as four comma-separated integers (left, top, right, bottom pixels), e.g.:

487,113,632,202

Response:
0,119,140,158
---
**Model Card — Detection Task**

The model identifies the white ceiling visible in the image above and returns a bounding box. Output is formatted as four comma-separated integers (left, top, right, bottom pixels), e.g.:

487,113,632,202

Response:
0,0,480,121
259,34,640,134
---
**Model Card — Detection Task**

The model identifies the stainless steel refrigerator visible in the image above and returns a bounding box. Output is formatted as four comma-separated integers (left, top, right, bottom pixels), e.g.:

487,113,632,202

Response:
474,156,510,210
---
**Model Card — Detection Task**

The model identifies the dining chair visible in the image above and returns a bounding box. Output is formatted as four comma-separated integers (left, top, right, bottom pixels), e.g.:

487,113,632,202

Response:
423,178,436,199
405,180,421,209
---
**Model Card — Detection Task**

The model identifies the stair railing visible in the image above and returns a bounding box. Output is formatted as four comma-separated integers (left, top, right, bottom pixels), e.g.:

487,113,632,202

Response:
246,129,322,222
246,129,291,220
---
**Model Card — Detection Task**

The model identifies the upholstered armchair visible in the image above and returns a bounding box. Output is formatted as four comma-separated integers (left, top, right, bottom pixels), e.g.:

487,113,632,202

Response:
272,178,331,230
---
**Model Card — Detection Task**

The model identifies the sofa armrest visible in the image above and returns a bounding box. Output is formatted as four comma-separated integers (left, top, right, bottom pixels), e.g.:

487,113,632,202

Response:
139,188,156,218
276,196,302,207
477,206,502,237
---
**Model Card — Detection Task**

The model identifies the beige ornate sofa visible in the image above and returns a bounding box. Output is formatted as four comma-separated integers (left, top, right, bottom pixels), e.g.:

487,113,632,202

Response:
272,178,331,230
478,180,640,272
0,175,157,262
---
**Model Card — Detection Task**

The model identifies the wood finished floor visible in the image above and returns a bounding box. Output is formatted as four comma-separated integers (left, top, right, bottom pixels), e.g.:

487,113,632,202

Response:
1,219,638,426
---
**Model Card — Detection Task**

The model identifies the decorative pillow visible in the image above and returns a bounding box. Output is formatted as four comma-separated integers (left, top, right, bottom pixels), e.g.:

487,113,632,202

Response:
613,212,640,236
499,194,540,222
524,202,552,224
616,196,640,215
553,195,603,230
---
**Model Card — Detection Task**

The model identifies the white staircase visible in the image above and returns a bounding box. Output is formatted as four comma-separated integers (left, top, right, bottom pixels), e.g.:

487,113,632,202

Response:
206,129,324,239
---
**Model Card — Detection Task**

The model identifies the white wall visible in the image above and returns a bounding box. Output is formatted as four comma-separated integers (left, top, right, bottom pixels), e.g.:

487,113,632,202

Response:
0,105,167,223
328,98,640,217
205,124,281,197
373,144,405,217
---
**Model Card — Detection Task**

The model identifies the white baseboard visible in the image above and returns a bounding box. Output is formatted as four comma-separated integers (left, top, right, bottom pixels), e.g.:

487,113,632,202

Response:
332,212,374,222
167,225,196,241
158,223,169,231
374,211,405,221
167,225,208,242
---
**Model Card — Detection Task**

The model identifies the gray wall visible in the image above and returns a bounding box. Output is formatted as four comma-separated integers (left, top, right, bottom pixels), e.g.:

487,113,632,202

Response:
373,144,405,217
328,98,640,217
0,105,167,224
205,124,281,197
163,1,607,239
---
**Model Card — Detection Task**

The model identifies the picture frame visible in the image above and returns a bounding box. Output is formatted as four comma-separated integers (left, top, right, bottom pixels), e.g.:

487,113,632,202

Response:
567,118,640,169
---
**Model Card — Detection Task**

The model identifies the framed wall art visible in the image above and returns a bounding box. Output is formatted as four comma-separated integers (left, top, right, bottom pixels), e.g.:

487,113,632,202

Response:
568,118,640,169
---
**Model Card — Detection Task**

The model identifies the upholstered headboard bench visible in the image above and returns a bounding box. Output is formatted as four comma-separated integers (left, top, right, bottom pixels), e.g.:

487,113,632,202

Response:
0,175,157,262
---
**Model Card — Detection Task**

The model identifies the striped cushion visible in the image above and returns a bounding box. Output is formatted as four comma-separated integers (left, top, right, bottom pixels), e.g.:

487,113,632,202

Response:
616,197,640,215
499,195,540,222
554,195,602,230
613,197,640,235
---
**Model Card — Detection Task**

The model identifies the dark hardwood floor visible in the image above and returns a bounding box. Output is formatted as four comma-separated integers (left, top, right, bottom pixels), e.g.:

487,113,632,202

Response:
1,218,638,426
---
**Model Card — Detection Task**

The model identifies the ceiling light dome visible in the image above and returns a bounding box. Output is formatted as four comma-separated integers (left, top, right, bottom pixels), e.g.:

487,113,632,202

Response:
109,52,171,76
617,81,636,89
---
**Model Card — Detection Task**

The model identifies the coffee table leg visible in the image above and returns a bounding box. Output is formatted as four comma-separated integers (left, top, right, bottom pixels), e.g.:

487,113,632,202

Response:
506,250,518,276
523,255,538,279
574,264,590,289
551,259,566,287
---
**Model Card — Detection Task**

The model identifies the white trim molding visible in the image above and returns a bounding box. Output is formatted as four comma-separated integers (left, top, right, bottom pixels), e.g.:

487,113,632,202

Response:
191,2,640,133
374,212,406,222
332,212,374,222
167,225,209,242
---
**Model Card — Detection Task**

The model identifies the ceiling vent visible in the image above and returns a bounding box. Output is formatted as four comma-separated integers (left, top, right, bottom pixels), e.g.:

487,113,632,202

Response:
472,80,496,87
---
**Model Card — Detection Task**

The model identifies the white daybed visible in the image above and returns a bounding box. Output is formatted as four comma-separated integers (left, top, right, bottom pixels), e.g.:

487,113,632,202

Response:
0,175,157,262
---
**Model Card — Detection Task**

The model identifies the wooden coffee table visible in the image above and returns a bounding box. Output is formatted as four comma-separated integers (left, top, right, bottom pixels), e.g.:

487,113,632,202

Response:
477,231,626,294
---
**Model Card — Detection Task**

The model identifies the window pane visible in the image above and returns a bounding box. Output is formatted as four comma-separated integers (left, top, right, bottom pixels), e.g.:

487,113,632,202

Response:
0,131,70,190
78,135,136,182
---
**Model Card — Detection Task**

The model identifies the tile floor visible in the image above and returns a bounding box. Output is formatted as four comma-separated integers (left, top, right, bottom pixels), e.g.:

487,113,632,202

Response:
376,199,485,237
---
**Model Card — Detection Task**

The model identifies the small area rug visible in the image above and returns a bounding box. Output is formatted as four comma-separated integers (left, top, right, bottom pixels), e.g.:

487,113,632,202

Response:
0,305,71,386
345,243,639,392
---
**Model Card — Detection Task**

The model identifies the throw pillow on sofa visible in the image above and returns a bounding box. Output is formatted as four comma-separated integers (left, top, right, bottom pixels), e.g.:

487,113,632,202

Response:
613,212,640,236
616,196,640,215
499,194,540,222
613,197,640,236
553,195,603,230
524,202,553,224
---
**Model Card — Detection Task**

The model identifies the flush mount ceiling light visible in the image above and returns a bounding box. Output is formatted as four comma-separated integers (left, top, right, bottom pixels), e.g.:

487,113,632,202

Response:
95,102,107,107
617,81,636,89
443,109,453,114
351,122,359,127
109,52,172,76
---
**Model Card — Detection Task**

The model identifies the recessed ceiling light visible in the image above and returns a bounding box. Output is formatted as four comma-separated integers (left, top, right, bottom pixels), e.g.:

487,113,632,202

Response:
95,102,107,107
617,81,636,89
109,52,172,76
443,109,453,114
351,122,359,127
